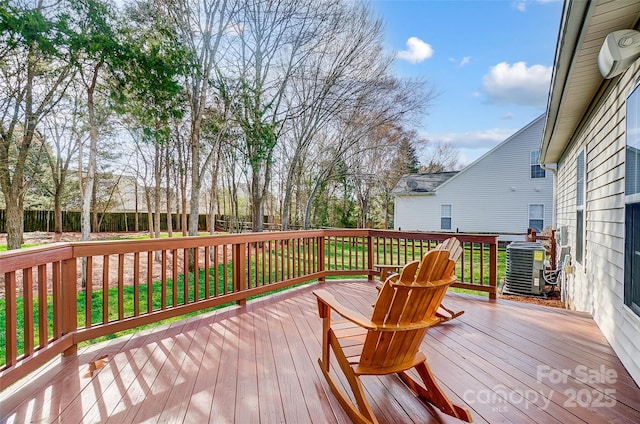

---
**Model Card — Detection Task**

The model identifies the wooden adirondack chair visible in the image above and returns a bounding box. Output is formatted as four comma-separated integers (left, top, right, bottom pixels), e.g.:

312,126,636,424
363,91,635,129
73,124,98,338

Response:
314,250,473,423
376,237,465,322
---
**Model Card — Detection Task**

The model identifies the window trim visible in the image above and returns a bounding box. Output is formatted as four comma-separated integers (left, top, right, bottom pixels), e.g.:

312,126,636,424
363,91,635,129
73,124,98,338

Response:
528,203,544,232
441,204,452,231
625,81,640,317
530,150,546,179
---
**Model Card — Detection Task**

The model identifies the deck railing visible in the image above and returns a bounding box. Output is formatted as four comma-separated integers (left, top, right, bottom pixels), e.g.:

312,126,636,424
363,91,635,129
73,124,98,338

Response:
0,229,497,389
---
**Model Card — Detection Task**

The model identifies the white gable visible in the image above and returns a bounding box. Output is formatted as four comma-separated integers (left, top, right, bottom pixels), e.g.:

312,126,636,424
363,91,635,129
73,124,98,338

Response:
394,115,553,241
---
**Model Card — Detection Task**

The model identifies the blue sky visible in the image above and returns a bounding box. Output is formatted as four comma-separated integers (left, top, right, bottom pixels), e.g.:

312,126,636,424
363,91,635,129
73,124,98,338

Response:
368,0,564,166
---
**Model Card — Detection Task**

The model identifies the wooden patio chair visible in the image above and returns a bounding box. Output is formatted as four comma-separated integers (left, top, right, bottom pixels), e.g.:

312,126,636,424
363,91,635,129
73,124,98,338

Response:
314,250,473,423
375,237,465,323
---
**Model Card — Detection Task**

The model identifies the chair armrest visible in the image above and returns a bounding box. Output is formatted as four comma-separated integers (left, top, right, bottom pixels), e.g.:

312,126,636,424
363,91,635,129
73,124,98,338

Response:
314,289,373,328
313,289,439,331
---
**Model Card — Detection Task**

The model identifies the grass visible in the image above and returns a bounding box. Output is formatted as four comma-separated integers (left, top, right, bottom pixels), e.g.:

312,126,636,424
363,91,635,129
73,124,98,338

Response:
0,243,40,252
0,235,507,367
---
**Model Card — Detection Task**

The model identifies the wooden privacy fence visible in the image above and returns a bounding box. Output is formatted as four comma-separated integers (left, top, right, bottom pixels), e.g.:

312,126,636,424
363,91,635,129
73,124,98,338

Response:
0,210,212,233
0,210,277,233
0,229,498,389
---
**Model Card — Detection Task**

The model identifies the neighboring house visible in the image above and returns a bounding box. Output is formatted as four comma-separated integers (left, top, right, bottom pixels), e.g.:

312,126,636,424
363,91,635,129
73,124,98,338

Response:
540,1,640,385
393,114,553,241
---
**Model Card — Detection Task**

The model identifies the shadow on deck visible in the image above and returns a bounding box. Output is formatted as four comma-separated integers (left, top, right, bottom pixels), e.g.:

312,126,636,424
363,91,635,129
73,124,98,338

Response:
2,280,640,423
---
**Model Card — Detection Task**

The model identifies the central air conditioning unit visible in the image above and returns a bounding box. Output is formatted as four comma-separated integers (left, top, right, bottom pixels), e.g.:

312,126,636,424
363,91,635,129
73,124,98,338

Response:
503,241,546,296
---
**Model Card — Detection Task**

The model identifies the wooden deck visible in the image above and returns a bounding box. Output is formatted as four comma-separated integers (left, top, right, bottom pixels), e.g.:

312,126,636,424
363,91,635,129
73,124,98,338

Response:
2,280,640,423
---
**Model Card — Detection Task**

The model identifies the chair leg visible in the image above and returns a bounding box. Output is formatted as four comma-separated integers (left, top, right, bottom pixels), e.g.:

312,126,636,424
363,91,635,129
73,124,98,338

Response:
319,330,379,424
398,361,472,422
436,305,465,322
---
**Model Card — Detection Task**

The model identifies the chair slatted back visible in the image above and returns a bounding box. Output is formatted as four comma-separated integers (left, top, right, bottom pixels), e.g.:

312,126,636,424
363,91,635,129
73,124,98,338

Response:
361,250,455,370
438,237,463,263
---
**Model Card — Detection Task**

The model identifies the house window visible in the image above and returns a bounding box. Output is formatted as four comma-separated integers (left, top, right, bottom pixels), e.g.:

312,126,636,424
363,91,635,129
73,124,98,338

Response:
625,83,640,316
441,204,452,230
531,150,546,178
576,150,585,265
529,204,544,232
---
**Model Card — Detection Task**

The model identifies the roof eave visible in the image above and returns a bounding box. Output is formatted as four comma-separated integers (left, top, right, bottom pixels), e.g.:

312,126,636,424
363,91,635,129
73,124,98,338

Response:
540,0,592,165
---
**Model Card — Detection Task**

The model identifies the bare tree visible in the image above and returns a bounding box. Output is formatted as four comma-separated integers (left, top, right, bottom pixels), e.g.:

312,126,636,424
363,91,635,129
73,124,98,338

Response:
280,1,387,230
220,0,336,232
40,89,83,235
167,0,238,236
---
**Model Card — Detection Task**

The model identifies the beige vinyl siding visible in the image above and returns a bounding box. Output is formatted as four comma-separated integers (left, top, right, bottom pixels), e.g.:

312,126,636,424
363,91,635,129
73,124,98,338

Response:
555,62,640,384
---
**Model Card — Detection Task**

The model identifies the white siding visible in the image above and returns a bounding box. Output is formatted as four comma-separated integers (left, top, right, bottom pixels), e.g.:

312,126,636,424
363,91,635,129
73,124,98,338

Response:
555,62,640,385
394,116,553,241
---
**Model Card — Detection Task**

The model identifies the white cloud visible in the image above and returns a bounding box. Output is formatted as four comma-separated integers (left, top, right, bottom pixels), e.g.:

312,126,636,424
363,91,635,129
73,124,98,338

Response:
422,128,517,150
501,112,515,120
396,37,434,64
422,128,518,166
513,2,527,12
447,56,470,67
482,62,552,108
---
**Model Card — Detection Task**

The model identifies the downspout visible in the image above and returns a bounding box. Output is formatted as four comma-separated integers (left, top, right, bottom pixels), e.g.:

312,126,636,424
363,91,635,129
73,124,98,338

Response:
539,162,566,305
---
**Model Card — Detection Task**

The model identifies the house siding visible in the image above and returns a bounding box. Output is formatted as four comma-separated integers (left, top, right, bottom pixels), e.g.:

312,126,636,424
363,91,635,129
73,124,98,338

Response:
394,116,553,241
555,63,640,385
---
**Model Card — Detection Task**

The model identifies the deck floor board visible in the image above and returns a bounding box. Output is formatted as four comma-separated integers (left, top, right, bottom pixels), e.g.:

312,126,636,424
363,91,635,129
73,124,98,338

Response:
3,280,640,424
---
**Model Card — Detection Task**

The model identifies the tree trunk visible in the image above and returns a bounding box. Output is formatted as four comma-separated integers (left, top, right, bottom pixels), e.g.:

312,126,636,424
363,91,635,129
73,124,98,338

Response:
81,63,102,242
5,194,24,250
134,179,139,231
53,189,63,234
251,166,264,232
145,187,154,239
189,131,201,237
91,176,98,232
165,142,173,237
281,154,299,231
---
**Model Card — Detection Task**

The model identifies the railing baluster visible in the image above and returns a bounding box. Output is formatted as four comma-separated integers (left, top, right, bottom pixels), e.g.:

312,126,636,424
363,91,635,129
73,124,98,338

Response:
470,243,475,284
133,252,140,316
118,254,124,320
23,268,33,357
193,247,199,301
84,257,93,328
102,255,109,324
183,248,188,305
5,271,17,367
161,250,167,308
38,264,48,346
214,245,219,296
480,244,485,285
223,245,228,295
268,240,273,284
276,240,281,282
261,242,266,286
147,251,153,312
204,246,210,299
172,249,178,307
52,261,61,338
247,242,252,289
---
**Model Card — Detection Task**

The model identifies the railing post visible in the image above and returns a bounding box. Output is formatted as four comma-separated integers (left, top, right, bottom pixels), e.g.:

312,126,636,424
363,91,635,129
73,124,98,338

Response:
318,235,325,282
489,238,498,300
234,243,247,305
367,232,374,281
62,257,78,356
